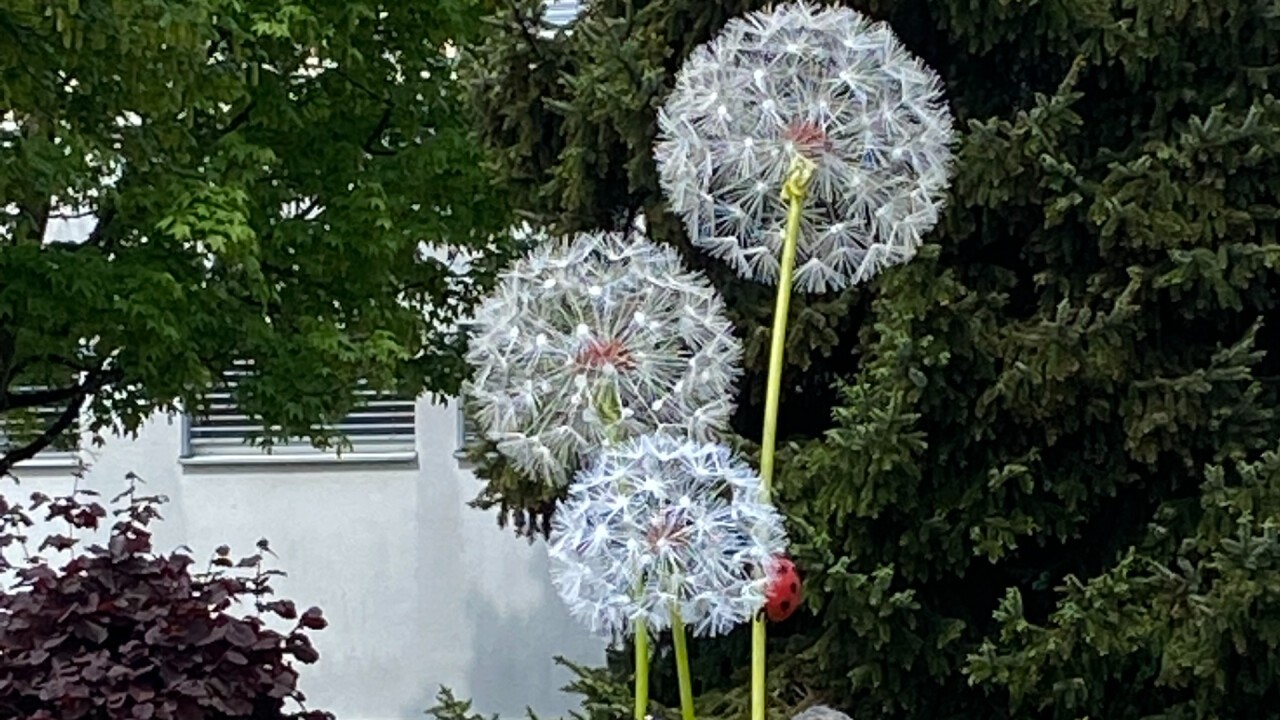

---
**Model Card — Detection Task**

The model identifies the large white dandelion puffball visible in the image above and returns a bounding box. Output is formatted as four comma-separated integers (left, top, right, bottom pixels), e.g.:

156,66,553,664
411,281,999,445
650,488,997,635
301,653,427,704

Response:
463,229,743,486
548,432,789,639
655,1,956,294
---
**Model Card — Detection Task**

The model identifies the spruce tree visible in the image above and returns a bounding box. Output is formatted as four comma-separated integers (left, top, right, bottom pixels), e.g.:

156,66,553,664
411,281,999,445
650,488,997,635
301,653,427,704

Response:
459,1,1280,718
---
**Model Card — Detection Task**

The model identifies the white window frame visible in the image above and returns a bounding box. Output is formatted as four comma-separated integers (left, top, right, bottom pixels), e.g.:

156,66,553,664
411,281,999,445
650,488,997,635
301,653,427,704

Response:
180,364,418,467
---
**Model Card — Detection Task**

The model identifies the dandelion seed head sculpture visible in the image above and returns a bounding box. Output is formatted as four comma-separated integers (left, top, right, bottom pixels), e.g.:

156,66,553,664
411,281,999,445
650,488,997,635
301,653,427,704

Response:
655,1,955,293
464,230,742,486
549,433,789,639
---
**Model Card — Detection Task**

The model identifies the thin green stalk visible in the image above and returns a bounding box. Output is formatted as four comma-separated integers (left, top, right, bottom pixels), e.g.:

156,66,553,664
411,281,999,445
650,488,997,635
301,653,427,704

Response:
635,620,650,720
752,154,815,720
671,609,696,720
597,387,649,720
760,154,814,496
751,619,767,720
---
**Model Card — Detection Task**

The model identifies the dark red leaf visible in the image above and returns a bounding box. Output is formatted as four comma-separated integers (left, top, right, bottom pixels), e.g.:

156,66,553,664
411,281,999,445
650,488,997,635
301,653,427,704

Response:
286,634,320,664
73,620,109,644
174,679,207,698
174,700,202,720
194,623,227,647
225,620,257,648
143,623,166,646
299,607,327,630
74,506,105,529
39,534,78,552
0,489,331,719
265,600,298,619
181,620,211,644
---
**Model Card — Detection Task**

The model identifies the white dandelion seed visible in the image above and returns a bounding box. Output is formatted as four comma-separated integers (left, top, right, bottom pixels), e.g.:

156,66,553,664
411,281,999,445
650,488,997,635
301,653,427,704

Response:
654,1,956,294
463,229,743,485
792,707,852,720
548,432,789,639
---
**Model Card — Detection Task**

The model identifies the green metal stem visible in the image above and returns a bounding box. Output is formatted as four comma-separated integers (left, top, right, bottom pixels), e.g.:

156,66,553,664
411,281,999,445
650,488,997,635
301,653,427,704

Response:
752,154,814,720
671,609,696,720
635,621,649,720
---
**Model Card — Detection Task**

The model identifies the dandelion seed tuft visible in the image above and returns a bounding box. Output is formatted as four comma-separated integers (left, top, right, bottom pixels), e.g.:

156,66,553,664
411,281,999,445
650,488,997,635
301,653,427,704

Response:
655,1,956,293
464,229,742,485
548,433,789,639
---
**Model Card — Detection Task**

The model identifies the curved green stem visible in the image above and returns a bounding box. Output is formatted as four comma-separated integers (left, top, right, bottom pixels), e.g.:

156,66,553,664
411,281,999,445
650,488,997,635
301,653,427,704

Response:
752,155,814,720
760,162,809,496
635,621,650,720
671,609,696,720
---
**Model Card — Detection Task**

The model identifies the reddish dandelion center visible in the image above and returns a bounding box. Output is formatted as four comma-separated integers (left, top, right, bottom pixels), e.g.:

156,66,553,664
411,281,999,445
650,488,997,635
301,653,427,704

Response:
783,119,832,158
646,507,692,550
576,338,636,370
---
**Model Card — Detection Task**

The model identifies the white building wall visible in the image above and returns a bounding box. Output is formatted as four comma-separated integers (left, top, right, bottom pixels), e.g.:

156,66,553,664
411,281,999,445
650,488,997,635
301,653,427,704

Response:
7,399,604,720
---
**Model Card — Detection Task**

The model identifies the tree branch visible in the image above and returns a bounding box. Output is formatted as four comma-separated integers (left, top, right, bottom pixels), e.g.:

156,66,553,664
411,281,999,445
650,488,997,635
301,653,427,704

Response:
325,66,396,157
0,398,83,476
362,104,397,157
4,353,97,382
506,0,549,60
0,369,115,477
221,99,256,136
82,206,117,248
23,195,52,245
332,66,385,103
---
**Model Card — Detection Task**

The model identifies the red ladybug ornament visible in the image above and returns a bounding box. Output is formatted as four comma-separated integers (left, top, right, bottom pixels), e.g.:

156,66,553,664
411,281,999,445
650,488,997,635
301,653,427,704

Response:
764,555,803,623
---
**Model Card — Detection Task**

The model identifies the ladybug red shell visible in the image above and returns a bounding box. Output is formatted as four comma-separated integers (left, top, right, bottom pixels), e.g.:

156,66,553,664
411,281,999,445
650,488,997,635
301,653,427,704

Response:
764,556,803,622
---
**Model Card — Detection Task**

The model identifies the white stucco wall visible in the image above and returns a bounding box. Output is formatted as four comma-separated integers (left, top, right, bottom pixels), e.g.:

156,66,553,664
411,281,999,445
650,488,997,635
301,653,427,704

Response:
6,400,604,720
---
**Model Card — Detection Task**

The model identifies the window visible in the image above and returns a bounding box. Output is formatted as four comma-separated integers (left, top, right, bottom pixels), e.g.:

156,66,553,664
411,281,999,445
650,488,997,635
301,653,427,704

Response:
0,385,82,466
543,0,583,28
453,320,481,462
183,365,417,463
454,400,480,461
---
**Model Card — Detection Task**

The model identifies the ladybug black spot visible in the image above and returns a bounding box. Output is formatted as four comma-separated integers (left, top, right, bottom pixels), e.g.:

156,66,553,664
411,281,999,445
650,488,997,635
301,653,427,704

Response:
790,582,798,593
780,600,791,612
